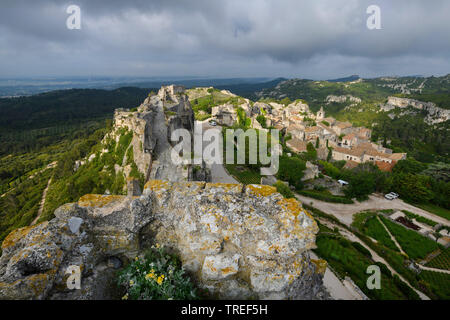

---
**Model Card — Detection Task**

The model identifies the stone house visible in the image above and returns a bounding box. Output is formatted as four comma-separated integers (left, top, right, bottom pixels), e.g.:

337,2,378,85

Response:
286,138,308,153
332,121,353,136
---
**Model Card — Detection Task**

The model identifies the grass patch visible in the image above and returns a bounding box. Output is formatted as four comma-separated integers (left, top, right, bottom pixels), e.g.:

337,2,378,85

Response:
225,164,261,185
417,271,450,300
314,233,419,300
415,203,450,221
352,212,399,252
426,248,450,271
298,190,354,204
380,216,441,260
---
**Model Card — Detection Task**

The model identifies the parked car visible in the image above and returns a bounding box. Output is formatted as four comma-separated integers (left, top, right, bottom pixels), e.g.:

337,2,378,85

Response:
209,120,217,126
384,194,395,200
390,192,399,198
338,180,349,186
384,192,399,200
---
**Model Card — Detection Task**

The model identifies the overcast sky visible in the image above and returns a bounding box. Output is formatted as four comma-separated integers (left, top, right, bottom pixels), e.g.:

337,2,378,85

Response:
0,0,449,79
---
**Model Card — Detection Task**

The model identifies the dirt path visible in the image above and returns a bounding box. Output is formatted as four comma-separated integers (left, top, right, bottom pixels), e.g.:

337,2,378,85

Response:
196,121,239,184
416,264,450,275
377,216,407,255
1,161,57,199
295,193,449,227
31,177,52,226
315,217,430,300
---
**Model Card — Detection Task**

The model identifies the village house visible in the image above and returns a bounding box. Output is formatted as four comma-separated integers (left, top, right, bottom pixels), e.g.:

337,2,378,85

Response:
286,138,308,153
332,121,353,136
211,98,407,171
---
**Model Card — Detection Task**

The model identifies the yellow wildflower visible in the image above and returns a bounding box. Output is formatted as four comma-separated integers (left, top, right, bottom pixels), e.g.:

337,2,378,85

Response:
156,275,165,285
145,272,156,280
155,243,160,249
129,280,134,286
122,293,128,300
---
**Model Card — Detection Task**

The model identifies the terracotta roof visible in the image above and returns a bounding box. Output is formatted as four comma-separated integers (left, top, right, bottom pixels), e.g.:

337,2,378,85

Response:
358,127,371,133
334,121,352,129
333,146,365,157
305,126,321,133
389,153,406,161
342,133,356,140
375,160,396,172
290,116,303,122
287,124,304,132
286,138,308,152
318,124,337,136
344,160,359,169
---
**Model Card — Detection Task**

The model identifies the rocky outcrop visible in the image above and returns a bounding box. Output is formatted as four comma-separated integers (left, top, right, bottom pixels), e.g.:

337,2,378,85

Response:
211,103,237,127
0,181,328,300
110,85,210,183
381,97,450,124
326,95,362,104
301,162,319,181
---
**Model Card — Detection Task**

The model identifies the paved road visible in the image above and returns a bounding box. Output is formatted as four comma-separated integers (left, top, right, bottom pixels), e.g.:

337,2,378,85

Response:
195,121,238,184
310,251,363,300
295,193,449,227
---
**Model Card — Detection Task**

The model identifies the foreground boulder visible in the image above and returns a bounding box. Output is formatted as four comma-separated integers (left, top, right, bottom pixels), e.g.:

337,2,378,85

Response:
0,181,328,300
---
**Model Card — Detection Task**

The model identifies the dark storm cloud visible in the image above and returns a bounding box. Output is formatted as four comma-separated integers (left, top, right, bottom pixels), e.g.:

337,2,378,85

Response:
0,0,449,78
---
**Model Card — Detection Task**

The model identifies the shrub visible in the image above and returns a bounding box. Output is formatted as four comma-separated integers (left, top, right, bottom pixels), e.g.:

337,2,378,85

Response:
256,115,267,128
117,245,199,300
277,155,306,190
274,181,294,199
351,242,372,258
319,161,340,179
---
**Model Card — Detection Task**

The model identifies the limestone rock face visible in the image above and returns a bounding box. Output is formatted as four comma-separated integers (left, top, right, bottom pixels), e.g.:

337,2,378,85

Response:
381,96,450,124
0,181,328,300
111,85,210,183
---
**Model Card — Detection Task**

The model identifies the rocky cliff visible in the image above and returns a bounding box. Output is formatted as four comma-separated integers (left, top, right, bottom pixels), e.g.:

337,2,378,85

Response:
0,180,328,300
381,96,450,124
112,85,209,183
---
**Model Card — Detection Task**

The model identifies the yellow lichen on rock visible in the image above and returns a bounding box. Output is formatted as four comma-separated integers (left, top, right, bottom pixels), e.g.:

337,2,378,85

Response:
144,179,170,192
1,222,48,250
246,184,277,197
78,194,125,208
277,198,302,217
205,183,243,193
311,259,327,275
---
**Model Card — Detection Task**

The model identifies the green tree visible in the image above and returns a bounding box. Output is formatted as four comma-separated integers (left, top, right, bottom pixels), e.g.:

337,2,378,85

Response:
277,155,306,190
